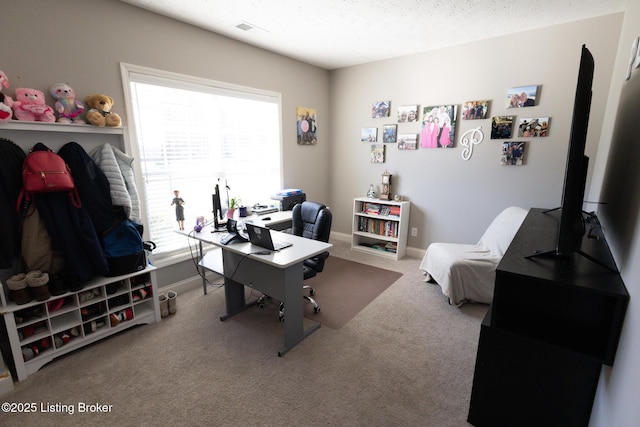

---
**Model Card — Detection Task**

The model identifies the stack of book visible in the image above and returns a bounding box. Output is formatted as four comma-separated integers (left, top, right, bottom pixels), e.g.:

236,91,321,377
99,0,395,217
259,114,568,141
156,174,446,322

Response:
360,242,398,253
357,217,399,238
362,202,400,217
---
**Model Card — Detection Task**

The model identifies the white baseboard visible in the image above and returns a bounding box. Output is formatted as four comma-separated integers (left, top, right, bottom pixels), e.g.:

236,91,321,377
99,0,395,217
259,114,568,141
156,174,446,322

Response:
331,231,425,259
158,271,222,295
330,231,351,243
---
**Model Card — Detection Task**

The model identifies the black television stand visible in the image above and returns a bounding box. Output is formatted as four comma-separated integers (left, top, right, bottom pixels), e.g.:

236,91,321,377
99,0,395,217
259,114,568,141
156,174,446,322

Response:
468,208,629,427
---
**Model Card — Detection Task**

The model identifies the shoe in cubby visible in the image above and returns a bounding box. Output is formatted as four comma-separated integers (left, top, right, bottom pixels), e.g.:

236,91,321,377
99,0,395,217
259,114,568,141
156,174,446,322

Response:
26,270,50,301
108,293,130,309
132,285,152,302
78,288,101,304
6,273,31,305
53,331,73,349
83,318,107,335
81,302,106,321
48,273,67,296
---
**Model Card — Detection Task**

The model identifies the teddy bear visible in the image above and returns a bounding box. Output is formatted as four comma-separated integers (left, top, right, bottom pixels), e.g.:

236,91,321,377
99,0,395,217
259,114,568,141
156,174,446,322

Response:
0,70,14,122
12,88,56,122
84,94,122,127
50,82,85,124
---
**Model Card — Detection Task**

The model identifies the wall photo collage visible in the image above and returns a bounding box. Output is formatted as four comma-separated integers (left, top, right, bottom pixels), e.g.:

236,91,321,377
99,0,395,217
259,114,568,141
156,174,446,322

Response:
362,84,549,165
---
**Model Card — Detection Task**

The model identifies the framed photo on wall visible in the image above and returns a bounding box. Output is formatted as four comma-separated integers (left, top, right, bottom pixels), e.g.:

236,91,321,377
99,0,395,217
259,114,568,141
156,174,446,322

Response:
506,85,539,108
462,100,490,120
397,105,419,123
296,107,317,144
383,124,397,143
361,127,378,142
501,141,526,165
372,101,391,118
518,117,550,137
421,105,457,148
370,145,385,163
397,134,418,150
491,116,515,139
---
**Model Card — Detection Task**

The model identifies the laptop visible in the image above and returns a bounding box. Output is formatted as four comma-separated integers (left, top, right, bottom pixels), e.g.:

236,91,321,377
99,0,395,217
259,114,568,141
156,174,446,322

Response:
245,223,292,251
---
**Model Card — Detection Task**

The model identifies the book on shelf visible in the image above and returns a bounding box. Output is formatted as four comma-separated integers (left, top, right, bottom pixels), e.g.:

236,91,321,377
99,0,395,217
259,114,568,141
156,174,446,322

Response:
358,217,399,238
361,202,400,217
360,242,398,253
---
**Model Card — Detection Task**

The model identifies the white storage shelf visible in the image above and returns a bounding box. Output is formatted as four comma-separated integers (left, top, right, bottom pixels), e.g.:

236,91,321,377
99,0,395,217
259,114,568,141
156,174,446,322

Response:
0,267,160,381
351,197,411,260
0,120,161,382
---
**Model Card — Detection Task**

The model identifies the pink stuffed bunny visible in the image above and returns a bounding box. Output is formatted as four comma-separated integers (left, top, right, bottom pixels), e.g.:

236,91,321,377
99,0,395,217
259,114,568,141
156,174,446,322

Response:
12,88,55,122
0,71,12,122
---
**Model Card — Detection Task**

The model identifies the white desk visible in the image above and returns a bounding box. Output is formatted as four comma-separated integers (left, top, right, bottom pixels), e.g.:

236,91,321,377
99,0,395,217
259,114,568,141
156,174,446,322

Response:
183,210,294,294
244,210,293,231
179,223,331,356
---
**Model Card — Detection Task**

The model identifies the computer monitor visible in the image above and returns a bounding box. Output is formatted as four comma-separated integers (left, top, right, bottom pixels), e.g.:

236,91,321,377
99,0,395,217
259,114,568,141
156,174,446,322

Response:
212,184,227,230
281,193,306,211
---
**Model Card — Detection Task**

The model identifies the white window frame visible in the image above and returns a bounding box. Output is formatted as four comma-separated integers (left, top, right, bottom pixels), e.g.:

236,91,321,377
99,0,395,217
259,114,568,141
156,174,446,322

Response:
119,63,283,266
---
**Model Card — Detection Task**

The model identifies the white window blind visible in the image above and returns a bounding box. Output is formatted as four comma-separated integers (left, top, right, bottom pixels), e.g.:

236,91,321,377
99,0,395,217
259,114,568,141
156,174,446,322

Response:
122,66,282,256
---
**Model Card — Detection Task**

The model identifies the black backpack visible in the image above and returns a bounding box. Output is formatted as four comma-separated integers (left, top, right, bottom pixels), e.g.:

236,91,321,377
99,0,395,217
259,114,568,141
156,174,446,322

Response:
102,219,146,276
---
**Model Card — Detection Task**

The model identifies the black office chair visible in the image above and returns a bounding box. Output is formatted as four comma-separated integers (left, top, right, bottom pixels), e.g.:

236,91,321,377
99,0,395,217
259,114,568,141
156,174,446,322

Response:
278,201,332,321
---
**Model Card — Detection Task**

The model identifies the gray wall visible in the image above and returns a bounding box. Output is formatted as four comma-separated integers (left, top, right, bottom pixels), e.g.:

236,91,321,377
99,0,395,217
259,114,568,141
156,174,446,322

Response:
588,0,640,424
328,15,622,249
0,0,330,204
1,0,330,286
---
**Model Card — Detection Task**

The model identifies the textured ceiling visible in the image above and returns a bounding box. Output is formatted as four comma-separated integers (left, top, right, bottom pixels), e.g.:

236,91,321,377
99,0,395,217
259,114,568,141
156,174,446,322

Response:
121,0,627,70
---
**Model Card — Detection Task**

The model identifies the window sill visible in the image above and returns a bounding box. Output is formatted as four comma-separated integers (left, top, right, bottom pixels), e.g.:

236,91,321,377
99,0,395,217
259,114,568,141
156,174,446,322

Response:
151,250,196,268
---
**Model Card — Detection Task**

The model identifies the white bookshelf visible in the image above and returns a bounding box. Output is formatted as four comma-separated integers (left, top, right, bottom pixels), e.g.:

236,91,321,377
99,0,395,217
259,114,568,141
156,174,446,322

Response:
351,197,410,260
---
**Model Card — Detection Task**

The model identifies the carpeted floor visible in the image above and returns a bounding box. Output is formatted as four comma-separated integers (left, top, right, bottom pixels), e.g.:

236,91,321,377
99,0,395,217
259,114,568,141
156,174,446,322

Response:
302,257,403,328
1,239,489,427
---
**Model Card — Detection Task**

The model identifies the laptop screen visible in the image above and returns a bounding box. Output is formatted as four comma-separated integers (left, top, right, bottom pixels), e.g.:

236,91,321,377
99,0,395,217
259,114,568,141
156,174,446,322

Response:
245,223,292,251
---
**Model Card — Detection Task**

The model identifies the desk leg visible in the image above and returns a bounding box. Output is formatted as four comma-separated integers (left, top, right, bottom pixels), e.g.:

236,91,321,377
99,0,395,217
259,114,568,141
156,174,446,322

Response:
217,250,320,355
219,278,256,321
278,266,321,357
199,241,207,295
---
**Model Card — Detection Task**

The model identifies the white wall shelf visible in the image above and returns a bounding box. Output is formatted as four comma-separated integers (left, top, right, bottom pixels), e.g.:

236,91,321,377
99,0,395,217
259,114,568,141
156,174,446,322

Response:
0,121,124,134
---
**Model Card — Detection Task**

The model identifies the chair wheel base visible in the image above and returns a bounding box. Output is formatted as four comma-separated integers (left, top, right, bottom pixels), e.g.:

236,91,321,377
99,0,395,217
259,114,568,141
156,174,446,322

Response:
257,294,271,309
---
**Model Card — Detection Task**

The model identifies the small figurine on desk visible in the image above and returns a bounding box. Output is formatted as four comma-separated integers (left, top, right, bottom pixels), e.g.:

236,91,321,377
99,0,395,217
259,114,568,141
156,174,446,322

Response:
367,184,376,198
171,190,185,230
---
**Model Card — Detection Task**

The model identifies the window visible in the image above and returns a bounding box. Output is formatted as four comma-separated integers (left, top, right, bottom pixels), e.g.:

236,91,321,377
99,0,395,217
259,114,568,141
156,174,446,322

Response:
120,64,282,257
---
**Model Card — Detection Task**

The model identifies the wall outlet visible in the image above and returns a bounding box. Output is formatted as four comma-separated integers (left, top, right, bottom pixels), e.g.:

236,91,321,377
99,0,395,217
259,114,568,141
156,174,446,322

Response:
411,227,418,237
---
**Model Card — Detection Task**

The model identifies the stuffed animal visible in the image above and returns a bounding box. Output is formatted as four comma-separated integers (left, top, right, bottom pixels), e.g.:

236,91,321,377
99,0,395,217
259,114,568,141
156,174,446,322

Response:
50,83,85,124
12,88,55,122
0,71,13,122
84,94,122,127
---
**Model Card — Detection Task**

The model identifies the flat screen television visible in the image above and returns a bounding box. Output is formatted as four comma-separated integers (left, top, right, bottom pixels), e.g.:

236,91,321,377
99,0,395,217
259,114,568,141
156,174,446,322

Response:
556,44,594,256
529,45,595,260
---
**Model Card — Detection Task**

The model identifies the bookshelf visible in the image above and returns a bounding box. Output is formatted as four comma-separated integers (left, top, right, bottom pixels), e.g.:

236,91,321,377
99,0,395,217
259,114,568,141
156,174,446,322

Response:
352,197,410,260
